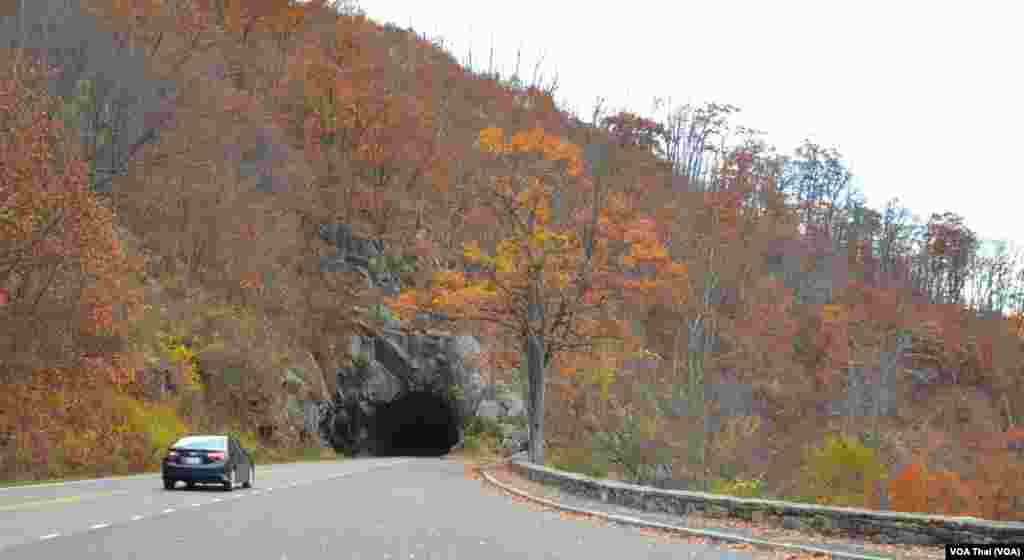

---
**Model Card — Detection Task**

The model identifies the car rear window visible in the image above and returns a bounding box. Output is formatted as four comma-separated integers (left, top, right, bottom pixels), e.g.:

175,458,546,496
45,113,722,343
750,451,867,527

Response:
172,436,227,451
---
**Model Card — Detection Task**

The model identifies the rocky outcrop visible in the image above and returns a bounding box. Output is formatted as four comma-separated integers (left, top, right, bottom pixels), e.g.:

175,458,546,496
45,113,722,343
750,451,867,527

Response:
318,222,401,296
319,327,489,455
281,351,333,446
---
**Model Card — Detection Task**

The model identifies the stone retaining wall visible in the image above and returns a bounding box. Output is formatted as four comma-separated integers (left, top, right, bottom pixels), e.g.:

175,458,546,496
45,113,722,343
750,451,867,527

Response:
509,453,1024,545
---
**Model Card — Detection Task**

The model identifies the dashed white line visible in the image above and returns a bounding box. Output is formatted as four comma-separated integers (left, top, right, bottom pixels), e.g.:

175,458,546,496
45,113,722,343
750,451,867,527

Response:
89,523,109,530
162,508,175,513
131,515,143,521
212,498,222,502
40,533,60,540
191,503,201,507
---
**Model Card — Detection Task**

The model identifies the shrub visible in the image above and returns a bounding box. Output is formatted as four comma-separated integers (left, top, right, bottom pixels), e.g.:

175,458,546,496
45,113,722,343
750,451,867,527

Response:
462,432,496,456
113,394,190,468
352,353,370,370
462,433,482,454
464,415,502,438
593,410,674,485
546,446,610,479
448,384,465,404
506,414,528,429
709,474,766,499
798,432,888,508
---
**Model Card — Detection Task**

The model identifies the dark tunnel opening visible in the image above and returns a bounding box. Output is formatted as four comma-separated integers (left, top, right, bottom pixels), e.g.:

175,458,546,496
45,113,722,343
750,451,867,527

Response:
371,391,460,457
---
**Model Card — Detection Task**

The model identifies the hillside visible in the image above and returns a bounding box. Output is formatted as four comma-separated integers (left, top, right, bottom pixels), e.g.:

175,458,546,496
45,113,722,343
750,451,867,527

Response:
0,0,1021,521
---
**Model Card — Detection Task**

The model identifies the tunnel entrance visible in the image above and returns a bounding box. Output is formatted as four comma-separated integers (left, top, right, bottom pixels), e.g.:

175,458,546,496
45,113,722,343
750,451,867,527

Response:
371,391,460,457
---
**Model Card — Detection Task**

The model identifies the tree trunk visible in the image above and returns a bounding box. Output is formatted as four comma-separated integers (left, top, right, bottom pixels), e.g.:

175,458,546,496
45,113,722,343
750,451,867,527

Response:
687,314,707,472
526,332,546,465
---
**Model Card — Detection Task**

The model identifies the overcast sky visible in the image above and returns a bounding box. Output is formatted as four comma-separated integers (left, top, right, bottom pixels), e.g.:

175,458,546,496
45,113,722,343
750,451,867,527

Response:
359,1,1023,247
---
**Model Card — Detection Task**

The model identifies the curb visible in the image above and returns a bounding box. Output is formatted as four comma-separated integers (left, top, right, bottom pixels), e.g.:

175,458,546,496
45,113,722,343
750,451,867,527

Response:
480,465,895,560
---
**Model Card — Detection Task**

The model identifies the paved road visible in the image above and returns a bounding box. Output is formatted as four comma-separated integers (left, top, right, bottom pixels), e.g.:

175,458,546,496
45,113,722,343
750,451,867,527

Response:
1,458,758,559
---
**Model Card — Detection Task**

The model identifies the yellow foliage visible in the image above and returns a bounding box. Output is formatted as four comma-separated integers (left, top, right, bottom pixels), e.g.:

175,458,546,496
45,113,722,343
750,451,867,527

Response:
463,241,485,263
799,433,888,508
478,127,505,153
821,304,846,323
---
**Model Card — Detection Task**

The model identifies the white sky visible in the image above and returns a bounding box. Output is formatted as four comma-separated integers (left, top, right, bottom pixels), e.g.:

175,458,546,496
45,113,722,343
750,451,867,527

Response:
359,1,1023,246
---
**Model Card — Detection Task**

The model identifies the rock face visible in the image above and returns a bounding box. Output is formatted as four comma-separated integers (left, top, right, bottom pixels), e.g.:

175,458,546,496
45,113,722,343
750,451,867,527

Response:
318,223,401,296
319,328,489,456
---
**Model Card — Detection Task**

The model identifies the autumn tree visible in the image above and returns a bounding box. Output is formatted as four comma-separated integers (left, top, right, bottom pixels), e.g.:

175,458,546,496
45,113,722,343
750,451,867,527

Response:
390,125,686,465
2,0,180,199
0,51,146,477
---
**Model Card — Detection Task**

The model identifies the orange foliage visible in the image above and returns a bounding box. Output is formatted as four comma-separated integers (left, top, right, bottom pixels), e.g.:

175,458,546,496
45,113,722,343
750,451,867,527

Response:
888,458,980,516
889,435,1024,522
1,53,145,479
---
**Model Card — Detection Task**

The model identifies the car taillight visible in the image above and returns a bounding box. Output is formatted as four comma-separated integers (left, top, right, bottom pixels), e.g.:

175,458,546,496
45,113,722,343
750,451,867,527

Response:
207,451,226,461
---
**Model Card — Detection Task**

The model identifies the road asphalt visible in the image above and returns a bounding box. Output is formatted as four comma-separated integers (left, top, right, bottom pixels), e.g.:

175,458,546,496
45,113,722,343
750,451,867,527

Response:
1,457,760,559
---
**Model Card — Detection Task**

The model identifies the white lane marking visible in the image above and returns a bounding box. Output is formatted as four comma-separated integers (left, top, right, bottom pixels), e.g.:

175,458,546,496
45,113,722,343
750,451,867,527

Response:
191,503,201,507
40,533,60,540
162,508,175,513
131,515,143,521
212,498,222,502
89,523,109,530
0,462,339,492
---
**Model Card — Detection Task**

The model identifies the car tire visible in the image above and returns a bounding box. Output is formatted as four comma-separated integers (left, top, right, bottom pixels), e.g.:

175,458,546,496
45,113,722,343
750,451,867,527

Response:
186,481,195,489
242,466,253,489
164,479,175,490
224,468,235,492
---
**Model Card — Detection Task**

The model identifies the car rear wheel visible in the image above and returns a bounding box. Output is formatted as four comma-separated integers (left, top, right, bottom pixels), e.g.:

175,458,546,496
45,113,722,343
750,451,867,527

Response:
163,479,175,490
224,468,235,491
242,465,253,489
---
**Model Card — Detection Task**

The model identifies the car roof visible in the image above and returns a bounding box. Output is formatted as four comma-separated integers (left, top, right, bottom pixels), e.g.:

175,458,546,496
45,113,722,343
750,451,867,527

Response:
172,435,228,446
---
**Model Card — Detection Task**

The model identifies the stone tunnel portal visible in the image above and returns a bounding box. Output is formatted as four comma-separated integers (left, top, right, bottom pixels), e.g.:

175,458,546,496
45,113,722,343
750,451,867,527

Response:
371,391,460,457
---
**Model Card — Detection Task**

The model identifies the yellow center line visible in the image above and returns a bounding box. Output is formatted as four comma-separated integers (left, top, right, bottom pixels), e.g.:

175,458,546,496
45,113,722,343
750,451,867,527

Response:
0,490,131,512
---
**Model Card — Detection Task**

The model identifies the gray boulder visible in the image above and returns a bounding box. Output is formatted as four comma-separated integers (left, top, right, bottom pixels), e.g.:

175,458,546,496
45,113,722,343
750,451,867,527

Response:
498,395,526,418
476,400,503,422
320,328,488,456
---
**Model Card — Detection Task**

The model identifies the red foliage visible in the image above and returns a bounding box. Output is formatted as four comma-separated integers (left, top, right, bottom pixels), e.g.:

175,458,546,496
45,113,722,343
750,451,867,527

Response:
464,206,497,227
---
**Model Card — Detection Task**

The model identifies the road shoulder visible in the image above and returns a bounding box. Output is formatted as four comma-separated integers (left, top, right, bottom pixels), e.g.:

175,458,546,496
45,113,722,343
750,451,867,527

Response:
479,460,945,560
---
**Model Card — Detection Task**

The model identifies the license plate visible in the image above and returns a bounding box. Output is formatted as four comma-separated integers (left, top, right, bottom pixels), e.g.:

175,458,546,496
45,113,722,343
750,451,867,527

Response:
183,457,201,465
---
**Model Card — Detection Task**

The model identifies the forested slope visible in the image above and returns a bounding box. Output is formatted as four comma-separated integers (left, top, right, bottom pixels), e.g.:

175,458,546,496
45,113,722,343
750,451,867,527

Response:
0,0,1021,520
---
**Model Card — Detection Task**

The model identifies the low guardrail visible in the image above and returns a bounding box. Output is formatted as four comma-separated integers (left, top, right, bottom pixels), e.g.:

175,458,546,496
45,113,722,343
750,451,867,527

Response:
508,452,1024,545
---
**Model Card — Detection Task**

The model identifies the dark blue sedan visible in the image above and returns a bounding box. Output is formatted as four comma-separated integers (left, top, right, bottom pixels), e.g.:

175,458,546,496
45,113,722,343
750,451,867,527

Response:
162,435,254,491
